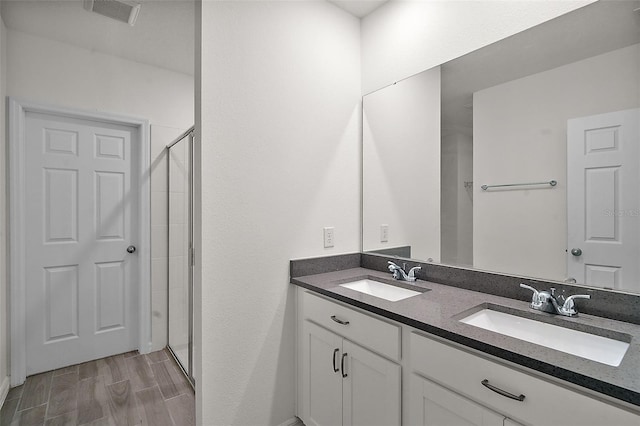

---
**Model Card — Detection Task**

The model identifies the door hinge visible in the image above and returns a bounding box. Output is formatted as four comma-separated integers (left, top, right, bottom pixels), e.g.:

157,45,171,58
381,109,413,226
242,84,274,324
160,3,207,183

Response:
189,247,195,266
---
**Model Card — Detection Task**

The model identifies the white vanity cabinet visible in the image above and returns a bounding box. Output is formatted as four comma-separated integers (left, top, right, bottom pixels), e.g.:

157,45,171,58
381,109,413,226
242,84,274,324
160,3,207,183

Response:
296,287,639,426
410,332,639,426
298,291,401,426
409,374,517,426
301,321,343,426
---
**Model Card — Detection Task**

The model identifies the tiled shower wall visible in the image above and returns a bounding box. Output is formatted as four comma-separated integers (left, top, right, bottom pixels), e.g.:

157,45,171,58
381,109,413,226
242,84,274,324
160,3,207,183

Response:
168,138,190,365
150,125,188,351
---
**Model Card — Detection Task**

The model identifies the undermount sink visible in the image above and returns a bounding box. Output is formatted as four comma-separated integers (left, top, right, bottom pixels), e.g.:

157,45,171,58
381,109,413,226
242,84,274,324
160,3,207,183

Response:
339,279,423,302
460,308,630,367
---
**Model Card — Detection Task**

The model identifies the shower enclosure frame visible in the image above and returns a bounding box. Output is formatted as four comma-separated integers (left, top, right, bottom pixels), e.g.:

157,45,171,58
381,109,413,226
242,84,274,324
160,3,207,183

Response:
166,126,195,387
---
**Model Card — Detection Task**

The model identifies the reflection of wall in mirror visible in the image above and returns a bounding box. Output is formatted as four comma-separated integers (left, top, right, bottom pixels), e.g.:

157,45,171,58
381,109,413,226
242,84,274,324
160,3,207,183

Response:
363,67,441,261
361,0,593,94
441,130,473,266
473,43,640,283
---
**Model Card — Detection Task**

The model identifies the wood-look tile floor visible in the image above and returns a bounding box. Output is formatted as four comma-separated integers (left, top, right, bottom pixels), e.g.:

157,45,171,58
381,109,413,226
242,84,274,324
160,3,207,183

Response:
0,349,194,426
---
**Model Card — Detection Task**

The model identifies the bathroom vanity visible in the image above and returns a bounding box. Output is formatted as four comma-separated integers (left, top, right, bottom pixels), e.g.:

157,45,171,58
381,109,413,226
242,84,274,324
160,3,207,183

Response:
291,257,640,426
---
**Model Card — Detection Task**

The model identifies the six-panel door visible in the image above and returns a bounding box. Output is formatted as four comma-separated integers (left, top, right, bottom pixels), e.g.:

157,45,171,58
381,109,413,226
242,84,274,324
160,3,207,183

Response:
24,111,139,374
567,108,640,292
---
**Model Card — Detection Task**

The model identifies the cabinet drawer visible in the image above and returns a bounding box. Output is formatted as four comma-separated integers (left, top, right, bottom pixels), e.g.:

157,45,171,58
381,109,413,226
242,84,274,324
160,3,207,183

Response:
410,332,639,426
301,291,401,361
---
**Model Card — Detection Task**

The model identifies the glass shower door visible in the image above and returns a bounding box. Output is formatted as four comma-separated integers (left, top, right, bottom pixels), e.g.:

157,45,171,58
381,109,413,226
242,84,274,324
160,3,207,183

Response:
167,128,194,384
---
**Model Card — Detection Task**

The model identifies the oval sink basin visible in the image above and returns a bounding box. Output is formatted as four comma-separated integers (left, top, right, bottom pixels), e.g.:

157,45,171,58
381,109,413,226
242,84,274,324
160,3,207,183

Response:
460,309,629,367
339,279,423,302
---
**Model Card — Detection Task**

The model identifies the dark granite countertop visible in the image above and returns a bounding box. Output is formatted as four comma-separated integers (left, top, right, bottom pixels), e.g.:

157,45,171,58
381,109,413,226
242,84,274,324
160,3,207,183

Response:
291,267,640,409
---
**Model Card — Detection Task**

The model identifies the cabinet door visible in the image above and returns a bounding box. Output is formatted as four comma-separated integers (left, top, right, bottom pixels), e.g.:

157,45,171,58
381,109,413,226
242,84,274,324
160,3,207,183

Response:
301,321,344,426
409,374,504,426
342,340,401,426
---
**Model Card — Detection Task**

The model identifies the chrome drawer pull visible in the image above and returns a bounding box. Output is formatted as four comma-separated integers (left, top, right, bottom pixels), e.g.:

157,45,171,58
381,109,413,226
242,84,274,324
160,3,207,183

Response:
481,379,525,402
331,315,350,325
332,348,340,373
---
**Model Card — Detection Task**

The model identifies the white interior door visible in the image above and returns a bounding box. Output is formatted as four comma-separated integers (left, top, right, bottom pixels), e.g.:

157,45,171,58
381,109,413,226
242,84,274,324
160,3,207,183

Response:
24,111,139,374
567,108,640,292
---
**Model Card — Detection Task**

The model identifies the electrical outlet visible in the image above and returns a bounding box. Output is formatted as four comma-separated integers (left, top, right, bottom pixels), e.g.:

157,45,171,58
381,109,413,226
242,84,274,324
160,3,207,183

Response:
380,224,389,242
324,227,335,248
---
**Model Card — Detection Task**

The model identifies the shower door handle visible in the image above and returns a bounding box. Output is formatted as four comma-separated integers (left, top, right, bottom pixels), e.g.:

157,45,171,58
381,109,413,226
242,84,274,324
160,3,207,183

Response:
126,245,136,254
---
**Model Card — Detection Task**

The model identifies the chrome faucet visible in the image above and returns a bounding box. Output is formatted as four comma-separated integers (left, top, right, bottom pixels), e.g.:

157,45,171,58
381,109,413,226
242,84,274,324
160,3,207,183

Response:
520,283,591,317
388,261,421,282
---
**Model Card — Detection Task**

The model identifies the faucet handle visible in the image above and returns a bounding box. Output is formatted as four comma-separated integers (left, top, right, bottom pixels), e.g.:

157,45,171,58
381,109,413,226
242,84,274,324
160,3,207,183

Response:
520,283,541,307
408,266,421,278
406,266,421,282
388,261,405,280
560,294,591,316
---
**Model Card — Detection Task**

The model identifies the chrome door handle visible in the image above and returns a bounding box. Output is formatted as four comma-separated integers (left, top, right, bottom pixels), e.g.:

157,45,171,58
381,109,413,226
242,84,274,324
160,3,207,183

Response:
481,379,525,401
332,348,339,373
126,245,136,254
570,248,582,256
341,353,348,378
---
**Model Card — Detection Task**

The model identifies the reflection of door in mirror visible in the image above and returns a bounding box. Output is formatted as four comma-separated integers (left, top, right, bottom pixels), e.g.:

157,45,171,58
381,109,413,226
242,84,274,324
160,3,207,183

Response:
473,43,640,285
567,109,640,293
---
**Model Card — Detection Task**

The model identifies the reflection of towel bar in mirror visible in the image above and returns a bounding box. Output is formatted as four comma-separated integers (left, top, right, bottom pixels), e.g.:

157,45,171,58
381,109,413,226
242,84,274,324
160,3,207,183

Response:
481,180,557,191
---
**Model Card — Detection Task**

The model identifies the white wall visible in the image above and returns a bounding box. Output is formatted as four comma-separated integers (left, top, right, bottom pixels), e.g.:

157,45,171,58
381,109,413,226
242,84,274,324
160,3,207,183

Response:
7,30,193,129
197,1,361,424
0,13,9,402
6,29,194,353
361,0,594,94
473,43,640,281
363,67,441,261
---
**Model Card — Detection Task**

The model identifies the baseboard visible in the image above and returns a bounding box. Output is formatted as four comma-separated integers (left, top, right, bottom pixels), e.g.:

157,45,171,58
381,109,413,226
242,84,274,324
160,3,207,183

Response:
277,416,304,426
0,376,10,410
138,340,153,355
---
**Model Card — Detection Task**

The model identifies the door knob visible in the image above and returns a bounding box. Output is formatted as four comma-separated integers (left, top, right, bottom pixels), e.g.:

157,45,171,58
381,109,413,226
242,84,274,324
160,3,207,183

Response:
570,248,582,257
127,245,136,254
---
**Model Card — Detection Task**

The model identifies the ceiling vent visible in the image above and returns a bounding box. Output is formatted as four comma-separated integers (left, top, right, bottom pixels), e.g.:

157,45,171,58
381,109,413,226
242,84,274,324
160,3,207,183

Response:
83,0,141,26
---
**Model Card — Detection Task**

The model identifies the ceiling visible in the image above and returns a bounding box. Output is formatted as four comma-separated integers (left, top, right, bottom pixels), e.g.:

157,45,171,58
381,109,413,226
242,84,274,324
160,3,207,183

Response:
329,0,389,18
0,0,388,76
0,0,195,76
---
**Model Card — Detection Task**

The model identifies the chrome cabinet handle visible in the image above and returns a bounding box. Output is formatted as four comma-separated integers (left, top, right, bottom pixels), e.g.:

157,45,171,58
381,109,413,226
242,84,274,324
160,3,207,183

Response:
341,353,348,378
331,315,349,325
126,245,136,254
481,379,525,401
571,248,582,256
332,348,339,373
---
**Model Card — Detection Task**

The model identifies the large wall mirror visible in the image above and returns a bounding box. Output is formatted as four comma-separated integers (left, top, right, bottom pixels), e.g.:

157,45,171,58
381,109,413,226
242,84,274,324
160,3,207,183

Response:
363,1,640,293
